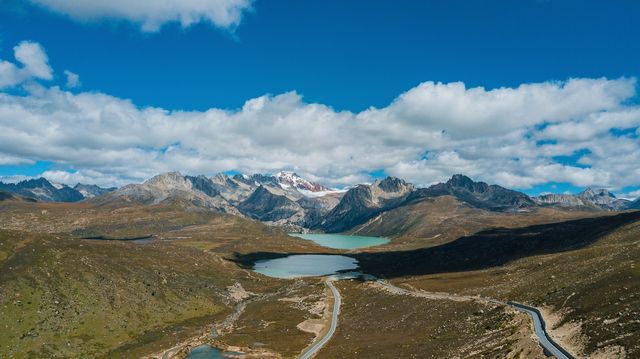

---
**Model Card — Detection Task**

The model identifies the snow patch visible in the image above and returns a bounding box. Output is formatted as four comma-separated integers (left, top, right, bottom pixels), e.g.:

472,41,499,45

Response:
298,188,347,198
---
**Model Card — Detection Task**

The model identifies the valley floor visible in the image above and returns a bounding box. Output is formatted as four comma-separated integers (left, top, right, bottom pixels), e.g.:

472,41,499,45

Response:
0,200,638,358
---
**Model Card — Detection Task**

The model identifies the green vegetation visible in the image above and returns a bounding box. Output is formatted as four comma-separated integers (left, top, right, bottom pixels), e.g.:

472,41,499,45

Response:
1,198,638,358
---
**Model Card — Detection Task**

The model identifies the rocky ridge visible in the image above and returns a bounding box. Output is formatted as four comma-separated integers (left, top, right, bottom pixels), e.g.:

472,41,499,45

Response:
3,172,638,232
534,188,631,211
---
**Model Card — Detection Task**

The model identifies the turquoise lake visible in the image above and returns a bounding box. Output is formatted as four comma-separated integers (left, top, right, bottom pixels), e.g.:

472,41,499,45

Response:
253,254,359,278
289,233,389,249
187,345,237,359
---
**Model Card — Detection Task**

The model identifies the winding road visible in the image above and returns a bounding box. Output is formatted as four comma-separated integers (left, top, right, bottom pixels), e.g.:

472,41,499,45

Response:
299,275,574,359
377,280,574,359
298,277,341,359
507,301,575,359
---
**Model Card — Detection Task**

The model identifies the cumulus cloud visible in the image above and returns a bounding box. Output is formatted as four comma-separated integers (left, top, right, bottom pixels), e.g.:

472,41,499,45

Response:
0,41,53,88
29,0,253,32
40,170,120,188
63,70,81,88
1,41,639,192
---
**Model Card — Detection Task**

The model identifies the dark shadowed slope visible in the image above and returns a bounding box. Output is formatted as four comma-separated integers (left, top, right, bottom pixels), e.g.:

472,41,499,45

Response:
354,211,640,278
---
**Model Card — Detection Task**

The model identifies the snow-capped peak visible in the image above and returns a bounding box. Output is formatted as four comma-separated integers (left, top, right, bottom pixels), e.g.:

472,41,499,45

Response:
275,171,331,193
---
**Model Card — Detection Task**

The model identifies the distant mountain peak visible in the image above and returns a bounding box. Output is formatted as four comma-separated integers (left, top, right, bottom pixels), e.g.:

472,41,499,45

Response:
449,174,474,183
73,183,116,199
238,183,303,222
146,171,184,182
537,187,628,211
445,174,489,193
143,172,192,189
232,173,279,187
376,176,413,194
580,187,616,199
24,177,54,187
275,171,331,192
0,177,84,202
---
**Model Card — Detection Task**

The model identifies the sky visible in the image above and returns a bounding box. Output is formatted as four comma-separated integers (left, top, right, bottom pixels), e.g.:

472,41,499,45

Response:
0,0,639,197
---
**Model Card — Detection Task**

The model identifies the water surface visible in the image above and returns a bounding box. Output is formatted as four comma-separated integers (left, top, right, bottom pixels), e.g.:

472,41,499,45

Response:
253,254,359,278
187,345,235,359
289,233,389,249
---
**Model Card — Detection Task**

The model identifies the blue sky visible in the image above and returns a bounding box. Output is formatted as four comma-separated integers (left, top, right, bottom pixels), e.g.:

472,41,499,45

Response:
2,0,639,111
0,0,639,196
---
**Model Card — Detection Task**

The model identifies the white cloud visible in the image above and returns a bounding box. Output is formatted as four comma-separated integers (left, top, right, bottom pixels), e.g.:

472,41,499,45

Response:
0,175,33,184
0,41,53,88
0,154,34,166
13,41,53,80
622,189,640,200
1,41,640,193
0,61,22,88
40,169,120,188
382,79,634,139
29,0,253,32
63,70,81,88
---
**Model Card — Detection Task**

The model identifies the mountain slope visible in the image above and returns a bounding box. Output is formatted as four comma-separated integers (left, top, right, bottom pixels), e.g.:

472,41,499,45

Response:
534,193,593,208
534,188,631,211
0,191,37,203
409,174,535,211
11,171,634,231
317,177,414,232
237,185,305,223
348,195,600,247
354,211,640,357
275,171,331,193
73,183,116,198
0,178,84,202
318,174,535,233
102,172,238,213
577,188,630,210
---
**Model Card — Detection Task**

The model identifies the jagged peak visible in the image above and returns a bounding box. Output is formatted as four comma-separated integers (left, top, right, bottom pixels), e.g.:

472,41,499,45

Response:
212,172,229,180
376,176,412,193
447,174,475,186
185,174,210,181
144,171,188,186
254,184,268,191
275,171,331,192
579,187,616,199
20,177,54,187
148,171,183,179
275,170,297,177
444,174,491,193
245,185,279,199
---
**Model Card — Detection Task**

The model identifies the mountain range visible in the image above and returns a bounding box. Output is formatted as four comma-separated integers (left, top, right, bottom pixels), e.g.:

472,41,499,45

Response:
1,172,639,232
534,187,635,211
0,178,110,202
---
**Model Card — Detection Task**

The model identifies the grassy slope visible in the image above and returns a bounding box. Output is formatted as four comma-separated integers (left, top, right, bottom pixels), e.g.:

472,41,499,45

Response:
388,211,640,357
0,231,239,358
1,198,638,358
0,200,322,358
348,195,603,248
319,280,545,359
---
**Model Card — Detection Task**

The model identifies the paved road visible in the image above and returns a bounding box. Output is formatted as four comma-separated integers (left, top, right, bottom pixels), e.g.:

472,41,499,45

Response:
299,278,341,359
507,302,575,359
295,275,575,359
376,279,575,359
